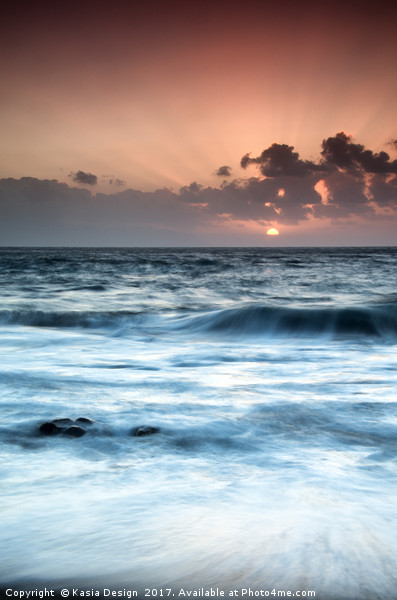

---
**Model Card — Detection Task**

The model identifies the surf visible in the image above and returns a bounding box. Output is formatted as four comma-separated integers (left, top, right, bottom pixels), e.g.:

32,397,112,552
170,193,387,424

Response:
182,302,397,340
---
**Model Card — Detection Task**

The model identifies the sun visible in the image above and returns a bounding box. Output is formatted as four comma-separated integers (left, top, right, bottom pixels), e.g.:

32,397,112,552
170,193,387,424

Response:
267,228,279,236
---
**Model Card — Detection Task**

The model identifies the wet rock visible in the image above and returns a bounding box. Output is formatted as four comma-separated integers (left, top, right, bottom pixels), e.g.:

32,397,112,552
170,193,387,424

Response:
76,417,95,425
52,418,75,426
131,425,160,437
39,422,62,435
38,417,93,437
62,425,86,438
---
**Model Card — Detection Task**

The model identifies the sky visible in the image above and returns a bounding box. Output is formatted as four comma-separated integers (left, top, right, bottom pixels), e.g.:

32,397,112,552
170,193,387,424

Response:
1,0,396,246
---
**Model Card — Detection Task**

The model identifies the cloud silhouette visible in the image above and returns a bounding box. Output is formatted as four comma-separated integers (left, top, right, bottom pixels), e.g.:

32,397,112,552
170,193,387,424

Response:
1,133,396,245
242,133,397,179
71,170,98,185
215,165,232,177
321,132,397,174
241,143,326,177
237,133,397,222
109,178,126,186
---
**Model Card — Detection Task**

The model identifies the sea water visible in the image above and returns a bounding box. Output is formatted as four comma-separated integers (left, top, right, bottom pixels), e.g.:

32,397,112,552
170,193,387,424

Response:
0,247,396,599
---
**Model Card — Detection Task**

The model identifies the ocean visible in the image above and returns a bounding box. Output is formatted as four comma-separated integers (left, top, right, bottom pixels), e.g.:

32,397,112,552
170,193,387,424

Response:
0,247,396,600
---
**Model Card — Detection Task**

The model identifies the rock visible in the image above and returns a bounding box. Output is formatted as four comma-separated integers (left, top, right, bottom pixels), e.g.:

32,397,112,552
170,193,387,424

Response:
38,418,160,439
62,426,86,437
38,417,93,437
131,425,160,437
39,422,62,435
52,418,75,426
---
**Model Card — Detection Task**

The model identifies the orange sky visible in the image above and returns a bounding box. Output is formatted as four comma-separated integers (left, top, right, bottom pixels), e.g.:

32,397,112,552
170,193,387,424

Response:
1,0,396,245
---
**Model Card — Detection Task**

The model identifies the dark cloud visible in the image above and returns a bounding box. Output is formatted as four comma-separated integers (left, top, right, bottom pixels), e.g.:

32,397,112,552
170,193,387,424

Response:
1,131,396,246
312,171,372,220
241,133,397,180
215,165,232,177
321,132,397,174
387,139,397,150
71,170,98,185
367,173,397,209
240,154,251,170
179,181,204,199
241,143,326,177
101,175,127,187
0,178,205,246
109,178,126,186
204,132,397,223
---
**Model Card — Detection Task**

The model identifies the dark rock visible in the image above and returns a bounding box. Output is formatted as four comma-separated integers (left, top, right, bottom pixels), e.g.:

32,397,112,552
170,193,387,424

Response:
131,425,160,437
62,426,86,437
39,422,62,435
38,417,95,438
52,418,75,426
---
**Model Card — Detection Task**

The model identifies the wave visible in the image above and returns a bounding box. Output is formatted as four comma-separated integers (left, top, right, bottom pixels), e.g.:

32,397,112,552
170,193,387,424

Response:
1,302,397,340
183,302,397,340
0,310,144,330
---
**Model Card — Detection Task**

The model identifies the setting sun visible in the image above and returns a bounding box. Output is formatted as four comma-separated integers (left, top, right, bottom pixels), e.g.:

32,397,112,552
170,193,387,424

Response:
267,228,280,236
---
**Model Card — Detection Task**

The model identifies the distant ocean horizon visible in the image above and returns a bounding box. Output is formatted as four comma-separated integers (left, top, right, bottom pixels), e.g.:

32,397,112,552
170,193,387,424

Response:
1,246,397,599
1,244,396,248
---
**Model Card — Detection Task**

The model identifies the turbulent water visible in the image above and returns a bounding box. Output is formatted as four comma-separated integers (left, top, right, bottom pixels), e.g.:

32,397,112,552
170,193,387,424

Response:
1,247,397,599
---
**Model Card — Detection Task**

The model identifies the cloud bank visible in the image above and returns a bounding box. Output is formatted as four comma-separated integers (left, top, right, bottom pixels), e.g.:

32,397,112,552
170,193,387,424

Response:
1,133,396,245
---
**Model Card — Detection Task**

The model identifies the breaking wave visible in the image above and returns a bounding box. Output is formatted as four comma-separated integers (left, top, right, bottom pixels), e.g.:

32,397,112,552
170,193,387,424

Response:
1,302,397,340
184,302,397,340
